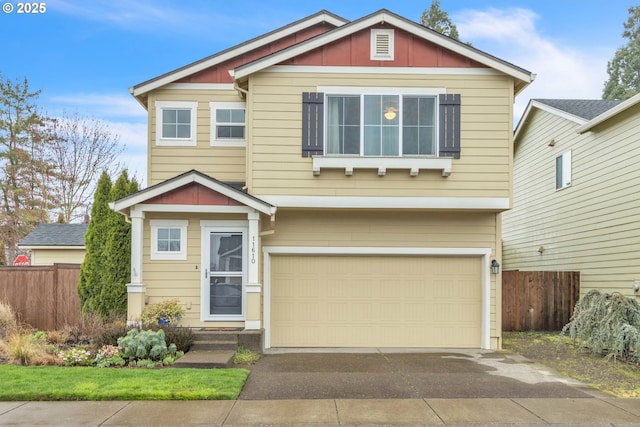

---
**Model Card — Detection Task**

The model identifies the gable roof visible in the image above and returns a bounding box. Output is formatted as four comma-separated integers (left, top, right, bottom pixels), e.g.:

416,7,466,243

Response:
576,92,640,134
514,98,623,141
130,9,347,103
131,9,534,105
111,170,276,216
19,224,88,248
231,9,534,94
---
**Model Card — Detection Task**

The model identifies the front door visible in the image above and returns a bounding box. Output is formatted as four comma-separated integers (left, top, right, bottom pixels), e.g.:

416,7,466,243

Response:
202,226,247,320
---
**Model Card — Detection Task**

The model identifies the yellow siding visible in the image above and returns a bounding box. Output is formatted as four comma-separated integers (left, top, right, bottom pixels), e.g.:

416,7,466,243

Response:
142,212,246,328
30,249,85,266
263,210,500,343
247,72,514,198
147,89,246,185
503,104,640,296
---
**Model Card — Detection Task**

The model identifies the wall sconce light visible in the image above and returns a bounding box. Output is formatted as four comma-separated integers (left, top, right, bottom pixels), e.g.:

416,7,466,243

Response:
384,106,397,120
491,259,500,275
538,246,545,254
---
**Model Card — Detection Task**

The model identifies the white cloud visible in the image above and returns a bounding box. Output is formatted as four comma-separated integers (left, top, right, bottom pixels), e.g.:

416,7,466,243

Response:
455,8,612,120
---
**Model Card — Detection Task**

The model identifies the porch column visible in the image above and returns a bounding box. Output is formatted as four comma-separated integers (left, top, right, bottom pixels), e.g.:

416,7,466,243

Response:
245,211,261,330
127,207,145,324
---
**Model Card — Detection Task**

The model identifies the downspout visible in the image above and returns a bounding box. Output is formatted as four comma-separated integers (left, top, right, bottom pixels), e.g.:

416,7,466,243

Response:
229,70,248,99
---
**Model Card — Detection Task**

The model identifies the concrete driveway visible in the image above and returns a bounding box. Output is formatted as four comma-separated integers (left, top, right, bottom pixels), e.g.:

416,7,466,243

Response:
239,350,601,400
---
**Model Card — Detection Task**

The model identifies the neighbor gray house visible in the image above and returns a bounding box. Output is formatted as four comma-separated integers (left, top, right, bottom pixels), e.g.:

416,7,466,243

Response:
503,94,640,297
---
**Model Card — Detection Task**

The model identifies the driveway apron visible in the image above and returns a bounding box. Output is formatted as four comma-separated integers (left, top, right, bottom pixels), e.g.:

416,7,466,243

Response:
238,351,598,400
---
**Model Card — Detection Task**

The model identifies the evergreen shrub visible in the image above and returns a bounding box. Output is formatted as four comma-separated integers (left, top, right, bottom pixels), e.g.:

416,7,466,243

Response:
562,289,640,362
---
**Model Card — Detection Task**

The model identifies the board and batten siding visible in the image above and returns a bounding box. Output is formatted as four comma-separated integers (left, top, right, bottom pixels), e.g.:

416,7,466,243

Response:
247,71,515,198
503,105,640,296
147,89,246,185
262,209,502,343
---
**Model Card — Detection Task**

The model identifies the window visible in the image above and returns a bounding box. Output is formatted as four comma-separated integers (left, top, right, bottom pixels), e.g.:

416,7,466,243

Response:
210,102,246,146
326,93,437,157
155,101,198,146
150,220,188,260
556,151,571,190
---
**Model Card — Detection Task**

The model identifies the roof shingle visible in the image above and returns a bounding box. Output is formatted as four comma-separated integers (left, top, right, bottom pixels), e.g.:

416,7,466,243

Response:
19,224,88,247
534,99,622,121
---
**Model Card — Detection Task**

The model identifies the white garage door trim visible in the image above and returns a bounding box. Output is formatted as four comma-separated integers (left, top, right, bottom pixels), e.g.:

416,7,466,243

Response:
263,246,492,350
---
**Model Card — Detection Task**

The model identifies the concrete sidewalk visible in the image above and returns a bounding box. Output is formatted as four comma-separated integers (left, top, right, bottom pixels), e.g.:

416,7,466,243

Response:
1,397,640,426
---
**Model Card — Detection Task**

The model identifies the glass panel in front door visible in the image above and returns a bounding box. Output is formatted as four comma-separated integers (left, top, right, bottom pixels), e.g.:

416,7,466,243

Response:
209,233,243,316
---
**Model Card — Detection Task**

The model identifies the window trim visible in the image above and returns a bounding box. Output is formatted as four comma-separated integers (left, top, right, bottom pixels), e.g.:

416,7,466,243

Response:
155,101,198,146
209,101,247,147
556,150,572,190
320,87,445,158
150,220,188,260
370,29,394,61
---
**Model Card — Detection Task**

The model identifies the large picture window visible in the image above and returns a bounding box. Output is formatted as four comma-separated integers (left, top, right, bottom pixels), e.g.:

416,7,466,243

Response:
326,93,437,156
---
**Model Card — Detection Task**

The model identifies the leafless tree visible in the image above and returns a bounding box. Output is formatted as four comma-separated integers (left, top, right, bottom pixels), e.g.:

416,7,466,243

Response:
46,113,124,223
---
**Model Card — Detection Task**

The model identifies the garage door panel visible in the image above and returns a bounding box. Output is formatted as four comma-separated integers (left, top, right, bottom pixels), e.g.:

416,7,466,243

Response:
271,255,482,348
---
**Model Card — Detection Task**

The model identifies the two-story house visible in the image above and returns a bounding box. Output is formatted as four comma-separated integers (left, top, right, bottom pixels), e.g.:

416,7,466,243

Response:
112,9,534,350
503,95,640,297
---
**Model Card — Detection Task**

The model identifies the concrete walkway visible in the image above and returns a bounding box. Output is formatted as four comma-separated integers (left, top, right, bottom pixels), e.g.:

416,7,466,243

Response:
1,397,640,426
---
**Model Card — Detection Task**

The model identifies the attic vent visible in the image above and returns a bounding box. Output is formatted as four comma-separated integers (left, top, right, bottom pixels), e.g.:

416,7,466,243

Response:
371,29,394,61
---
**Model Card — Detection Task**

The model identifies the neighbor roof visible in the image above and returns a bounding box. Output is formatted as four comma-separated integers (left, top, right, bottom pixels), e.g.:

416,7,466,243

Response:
534,99,623,121
514,98,624,141
19,224,88,248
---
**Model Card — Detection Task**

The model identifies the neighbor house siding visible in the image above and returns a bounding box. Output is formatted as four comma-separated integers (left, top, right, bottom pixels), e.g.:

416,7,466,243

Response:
30,249,85,266
247,71,514,198
503,104,640,296
262,209,501,343
147,89,247,185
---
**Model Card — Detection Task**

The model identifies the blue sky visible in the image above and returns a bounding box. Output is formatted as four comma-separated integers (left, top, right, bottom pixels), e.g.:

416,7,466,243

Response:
0,0,633,184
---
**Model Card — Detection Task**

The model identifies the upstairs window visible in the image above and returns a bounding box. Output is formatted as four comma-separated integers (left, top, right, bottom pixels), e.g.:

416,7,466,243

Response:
155,101,198,146
210,102,246,146
556,151,572,190
326,93,437,157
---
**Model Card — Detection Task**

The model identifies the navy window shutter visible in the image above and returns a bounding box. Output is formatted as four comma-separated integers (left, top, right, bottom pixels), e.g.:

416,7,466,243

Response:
438,94,461,159
301,92,324,157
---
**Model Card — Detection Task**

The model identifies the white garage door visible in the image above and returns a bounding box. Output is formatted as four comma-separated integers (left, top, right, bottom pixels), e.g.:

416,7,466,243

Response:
270,255,482,348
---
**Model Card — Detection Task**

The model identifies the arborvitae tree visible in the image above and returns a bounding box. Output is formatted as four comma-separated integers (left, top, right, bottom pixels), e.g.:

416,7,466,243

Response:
78,171,112,313
420,0,460,40
97,171,138,317
603,6,640,100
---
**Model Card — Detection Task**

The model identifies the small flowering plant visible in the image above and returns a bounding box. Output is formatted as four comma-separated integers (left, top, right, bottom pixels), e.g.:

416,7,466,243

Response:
94,345,126,368
58,348,93,366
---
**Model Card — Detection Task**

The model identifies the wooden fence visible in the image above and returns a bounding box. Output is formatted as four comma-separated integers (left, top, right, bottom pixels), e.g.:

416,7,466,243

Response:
502,270,580,331
0,264,81,330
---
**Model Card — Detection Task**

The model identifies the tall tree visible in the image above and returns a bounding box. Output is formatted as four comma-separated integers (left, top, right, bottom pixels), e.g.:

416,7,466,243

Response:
603,6,640,100
0,75,52,261
46,113,123,223
420,0,460,40
97,171,138,317
78,171,112,314
79,170,139,317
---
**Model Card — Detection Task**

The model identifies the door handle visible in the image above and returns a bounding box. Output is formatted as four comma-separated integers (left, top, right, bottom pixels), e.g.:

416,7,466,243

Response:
205,268,208,278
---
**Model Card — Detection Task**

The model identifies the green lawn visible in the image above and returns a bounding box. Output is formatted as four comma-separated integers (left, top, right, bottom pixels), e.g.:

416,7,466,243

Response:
0,365,249,401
